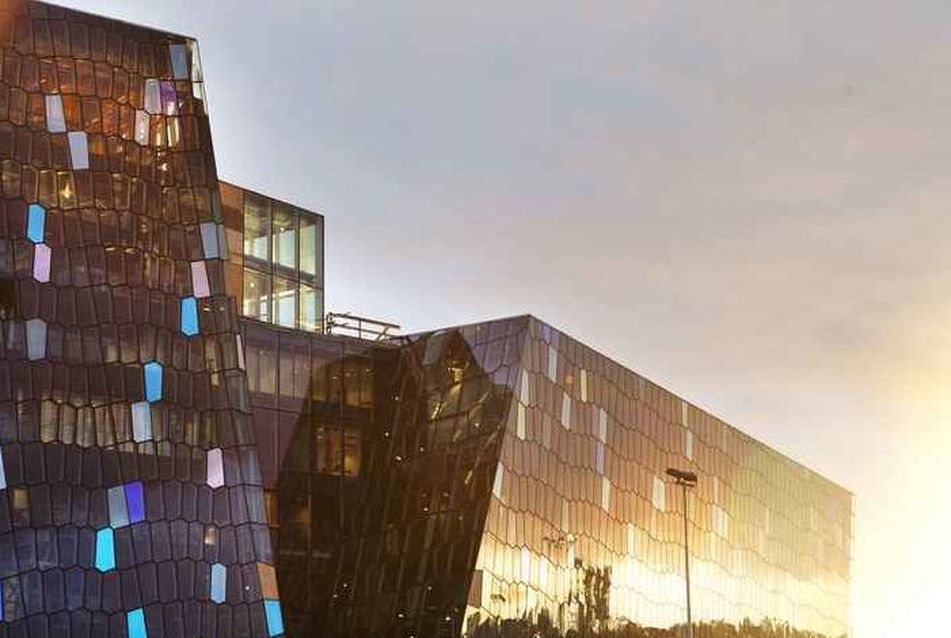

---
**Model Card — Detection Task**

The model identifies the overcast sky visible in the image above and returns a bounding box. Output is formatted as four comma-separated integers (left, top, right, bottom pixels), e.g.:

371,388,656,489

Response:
59,1,951,635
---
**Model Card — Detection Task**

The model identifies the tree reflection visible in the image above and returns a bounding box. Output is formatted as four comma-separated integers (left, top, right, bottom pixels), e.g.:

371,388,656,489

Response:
466,611,842,638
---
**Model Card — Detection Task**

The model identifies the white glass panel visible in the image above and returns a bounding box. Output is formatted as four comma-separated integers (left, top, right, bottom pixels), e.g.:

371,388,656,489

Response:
68,132,89,170
144,79,161,114
108,485,129,528
652,476,666,512
25,318,46,361
207,448,224,488
45,95,66,133
131,402,152,443
560,392,570,429
134,110,149,145
199,222,220,259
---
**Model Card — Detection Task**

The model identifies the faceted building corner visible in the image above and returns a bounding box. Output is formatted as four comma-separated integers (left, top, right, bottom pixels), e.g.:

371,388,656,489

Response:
0,1,283,637
0,2,851,638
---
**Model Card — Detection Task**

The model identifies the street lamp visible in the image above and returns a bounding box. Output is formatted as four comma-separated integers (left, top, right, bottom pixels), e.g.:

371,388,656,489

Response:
666,468,698,638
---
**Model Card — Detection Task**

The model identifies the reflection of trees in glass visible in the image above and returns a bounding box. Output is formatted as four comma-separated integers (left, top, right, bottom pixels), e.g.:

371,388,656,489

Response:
465,612,844,638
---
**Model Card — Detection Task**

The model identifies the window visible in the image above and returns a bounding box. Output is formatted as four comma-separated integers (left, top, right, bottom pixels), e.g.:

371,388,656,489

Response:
237,189,324,332
272,276,296,328
272,205,296,272
315,427,361,477
243,268,270,322
299,214,321,281
243,193,270,265
299,283,321,332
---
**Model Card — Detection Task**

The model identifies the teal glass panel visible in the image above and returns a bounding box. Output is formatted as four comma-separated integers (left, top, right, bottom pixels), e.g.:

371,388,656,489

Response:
95,528,115,572
264,599,284,637
144,361,163,403
180,297,199,336
127,608,147,638
26,203,45,243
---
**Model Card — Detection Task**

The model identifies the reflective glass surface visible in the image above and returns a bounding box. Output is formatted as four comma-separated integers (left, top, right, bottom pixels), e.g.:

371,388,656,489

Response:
244,317,851,638
228,183,324,332
0,3,283,636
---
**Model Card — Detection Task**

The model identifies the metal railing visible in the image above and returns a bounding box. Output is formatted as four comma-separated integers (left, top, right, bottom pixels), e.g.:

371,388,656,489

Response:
325,312,400,341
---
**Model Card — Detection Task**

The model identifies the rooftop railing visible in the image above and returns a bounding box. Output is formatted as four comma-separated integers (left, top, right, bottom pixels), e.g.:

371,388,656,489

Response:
325,312,400,341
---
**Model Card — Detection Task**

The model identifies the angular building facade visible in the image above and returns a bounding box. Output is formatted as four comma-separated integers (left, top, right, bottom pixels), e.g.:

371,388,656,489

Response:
0,2,284,636
0,3,852,638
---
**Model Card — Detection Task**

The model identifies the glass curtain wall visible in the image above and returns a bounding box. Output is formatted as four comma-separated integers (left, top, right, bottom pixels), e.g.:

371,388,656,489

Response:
240,190,325,331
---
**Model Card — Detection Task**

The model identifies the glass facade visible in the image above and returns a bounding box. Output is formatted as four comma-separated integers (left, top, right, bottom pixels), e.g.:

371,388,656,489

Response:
248,317,851,638
0,3,851,638
0,2,283,637
220,182,325,334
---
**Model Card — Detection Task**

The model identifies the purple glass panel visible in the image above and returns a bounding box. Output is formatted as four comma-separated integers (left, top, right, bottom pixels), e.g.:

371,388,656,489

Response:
161,81,178,116
124,482,145,524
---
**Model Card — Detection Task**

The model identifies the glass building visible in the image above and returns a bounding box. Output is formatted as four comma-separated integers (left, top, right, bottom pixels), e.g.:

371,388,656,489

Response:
219,182,324,334
0,3,851,638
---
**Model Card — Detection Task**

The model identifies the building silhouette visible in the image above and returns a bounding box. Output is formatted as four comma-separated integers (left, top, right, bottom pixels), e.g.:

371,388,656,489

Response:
0,3,851,637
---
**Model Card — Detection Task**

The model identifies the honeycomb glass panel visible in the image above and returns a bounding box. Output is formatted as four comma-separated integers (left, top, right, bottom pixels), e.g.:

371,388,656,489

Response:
27,203,46,243
0,6,283,637
45,95,66,133
95,528,116,572
180,296,199,336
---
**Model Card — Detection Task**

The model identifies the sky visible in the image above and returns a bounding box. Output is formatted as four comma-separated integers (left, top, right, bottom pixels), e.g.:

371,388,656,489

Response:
57,1,951,636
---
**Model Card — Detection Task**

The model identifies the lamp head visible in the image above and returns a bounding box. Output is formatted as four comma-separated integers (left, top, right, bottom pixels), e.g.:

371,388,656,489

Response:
665,468,698,485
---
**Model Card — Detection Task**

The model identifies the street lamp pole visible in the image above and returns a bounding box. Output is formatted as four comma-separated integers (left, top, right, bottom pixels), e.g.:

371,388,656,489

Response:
666,468,698,638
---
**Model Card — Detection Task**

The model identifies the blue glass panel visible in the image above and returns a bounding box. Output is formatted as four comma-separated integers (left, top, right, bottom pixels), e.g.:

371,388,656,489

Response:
25,318,47,361
68,131,89,170
170,44,188,80
199,222,220,259
180,297,199,336
144,361,163,403
210,563,226,603
125,482,145,524
264,599,284,637
95,528,116,572
26,203,45,243
0,446,6,491
127,608,147,638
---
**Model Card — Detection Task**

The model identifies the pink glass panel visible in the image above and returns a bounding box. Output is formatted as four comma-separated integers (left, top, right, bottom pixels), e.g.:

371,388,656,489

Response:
33,243,51,283
191,261,210,298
